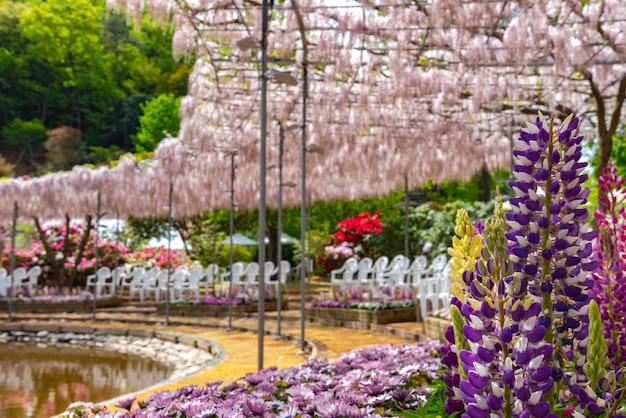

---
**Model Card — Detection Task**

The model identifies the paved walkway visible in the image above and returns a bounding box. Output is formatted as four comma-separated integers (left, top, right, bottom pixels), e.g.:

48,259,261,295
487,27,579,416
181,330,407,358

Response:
0,300,426,413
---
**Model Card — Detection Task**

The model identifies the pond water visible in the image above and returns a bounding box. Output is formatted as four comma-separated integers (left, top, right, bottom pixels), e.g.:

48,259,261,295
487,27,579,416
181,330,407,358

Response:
0,343,171,418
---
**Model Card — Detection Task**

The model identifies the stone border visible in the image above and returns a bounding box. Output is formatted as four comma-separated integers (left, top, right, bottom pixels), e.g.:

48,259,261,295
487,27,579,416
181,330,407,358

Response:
305,306,417,329
0,323,226,407
0,297,124,313
156,300,287,317
423,316,450,342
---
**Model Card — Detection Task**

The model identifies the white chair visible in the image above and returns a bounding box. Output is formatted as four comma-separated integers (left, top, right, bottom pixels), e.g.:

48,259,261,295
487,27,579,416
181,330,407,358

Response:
128,267,147,301
203,263,220,294
112,267,128,296
146,270,170,302
145,267,160,283
0,277,9,297
244,262,260,289
408,256,429,293
25,266,42,294
86,267,114,296
275,260,290,293
178,266,201,299
263,261,279,294
370,256,389,286
168,268,190,300
330,257,359,290
9,267,28,293
0,268,9,297
426,254,449,276
415,255,450,320
355,257,374,293
221,262,247,290
380,255,410,291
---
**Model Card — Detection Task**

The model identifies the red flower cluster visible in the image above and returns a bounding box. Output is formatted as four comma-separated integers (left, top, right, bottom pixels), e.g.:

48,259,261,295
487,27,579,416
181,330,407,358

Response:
332,211,383,244
316,212,384,276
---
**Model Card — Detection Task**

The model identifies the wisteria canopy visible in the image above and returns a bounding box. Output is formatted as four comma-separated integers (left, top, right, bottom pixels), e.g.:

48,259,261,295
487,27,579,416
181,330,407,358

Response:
0,0,624,221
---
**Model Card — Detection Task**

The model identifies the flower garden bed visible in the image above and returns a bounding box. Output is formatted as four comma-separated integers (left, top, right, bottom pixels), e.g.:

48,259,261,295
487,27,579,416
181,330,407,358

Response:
156,300,287,317
0,297,123,313
63,341,445,418
422,316,450,342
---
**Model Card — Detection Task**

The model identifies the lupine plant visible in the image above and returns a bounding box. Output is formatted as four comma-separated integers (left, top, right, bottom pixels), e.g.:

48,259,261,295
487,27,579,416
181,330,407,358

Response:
590,162,626,368
442,114,626,418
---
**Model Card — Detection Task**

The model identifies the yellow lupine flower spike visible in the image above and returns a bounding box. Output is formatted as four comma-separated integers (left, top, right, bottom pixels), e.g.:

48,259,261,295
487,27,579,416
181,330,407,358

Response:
447,209,483,301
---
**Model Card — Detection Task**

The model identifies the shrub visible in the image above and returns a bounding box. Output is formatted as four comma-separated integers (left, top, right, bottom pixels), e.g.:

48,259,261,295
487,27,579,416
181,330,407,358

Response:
132,93,181,153
0,153,16,177
316,212,383,276
45,126,83,170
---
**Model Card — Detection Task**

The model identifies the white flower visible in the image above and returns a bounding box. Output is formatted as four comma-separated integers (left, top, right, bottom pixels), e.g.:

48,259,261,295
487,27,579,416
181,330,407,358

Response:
55,252,63,260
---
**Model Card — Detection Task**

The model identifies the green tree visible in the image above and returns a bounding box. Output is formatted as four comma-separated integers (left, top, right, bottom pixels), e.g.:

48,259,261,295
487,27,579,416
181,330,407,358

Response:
611,127,626,177
1,118,47,165
132,93,181,152
20,0,108,129
157,64,191,96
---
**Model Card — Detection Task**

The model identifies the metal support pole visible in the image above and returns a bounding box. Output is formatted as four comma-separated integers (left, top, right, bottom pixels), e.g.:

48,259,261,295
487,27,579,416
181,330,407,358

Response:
211,225,217,266
228,152,235,330
299,63,308,352
258,0,269,369
115,211,120,296
211,224,217,296
165,180,173,326
404,175,410,259
92,191,101,322
276,122,284,337
7,201,17,322
307,193,312,292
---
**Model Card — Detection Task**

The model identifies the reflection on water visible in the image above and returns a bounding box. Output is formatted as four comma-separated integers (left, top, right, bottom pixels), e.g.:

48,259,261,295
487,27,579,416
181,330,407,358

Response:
0,343,171,418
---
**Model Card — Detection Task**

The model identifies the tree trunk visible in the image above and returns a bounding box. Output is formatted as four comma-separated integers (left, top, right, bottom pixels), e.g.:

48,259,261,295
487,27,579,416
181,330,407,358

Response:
583,71,626,208
267,224,278,267
67,214,93,288
33,217,62,288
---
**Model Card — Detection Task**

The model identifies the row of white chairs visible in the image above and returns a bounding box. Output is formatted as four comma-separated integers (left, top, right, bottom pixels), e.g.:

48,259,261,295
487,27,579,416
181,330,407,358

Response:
0,266,43,296
329,254,452,320
86,264,221,302
221,260,291,295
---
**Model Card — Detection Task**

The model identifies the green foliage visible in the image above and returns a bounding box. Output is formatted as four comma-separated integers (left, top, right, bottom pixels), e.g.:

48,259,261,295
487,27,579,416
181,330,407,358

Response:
86,145,124,165
132,93,181,152
19,0,103,69
0,153,15,177
182,218,255,266
419,164,501,204
1,117,46,149
309,190,403,233
611,128,626,177
113,216,169,250
368,200,494,259
397,379,454,418
157,63,192,96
